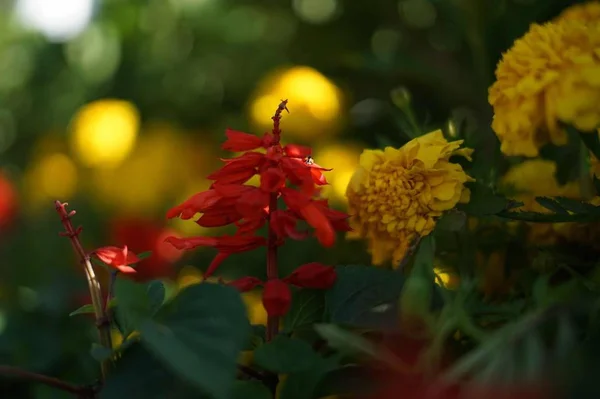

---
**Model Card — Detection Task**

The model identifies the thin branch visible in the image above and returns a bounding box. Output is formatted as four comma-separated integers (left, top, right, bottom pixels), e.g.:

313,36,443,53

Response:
0,365,96,398
54,201,112,379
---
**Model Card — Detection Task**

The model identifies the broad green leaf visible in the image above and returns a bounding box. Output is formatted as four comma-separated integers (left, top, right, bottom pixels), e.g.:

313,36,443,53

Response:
435,211,466,232
253,335,319,374
325,265,405,329
100,343,201,399
283,288,325,332
139,283,249,399
458,182,509,216
147,280,166,314
277,355,341,399
114,279,152,338
231,381,271,399
535,197,568,214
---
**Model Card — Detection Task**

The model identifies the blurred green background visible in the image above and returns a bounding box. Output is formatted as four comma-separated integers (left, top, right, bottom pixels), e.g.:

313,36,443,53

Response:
0,0,585,397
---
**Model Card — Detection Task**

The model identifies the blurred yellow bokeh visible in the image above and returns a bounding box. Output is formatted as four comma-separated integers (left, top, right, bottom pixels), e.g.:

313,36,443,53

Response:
87,123,216,216
313,143,362,206
434,266,458,290
70,99,140,168
249,66,343,141
24,149,78,208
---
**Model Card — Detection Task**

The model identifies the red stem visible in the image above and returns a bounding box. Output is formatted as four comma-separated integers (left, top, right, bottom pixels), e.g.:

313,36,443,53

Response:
0,365,96,398
54,201,112,379
266,192,279,342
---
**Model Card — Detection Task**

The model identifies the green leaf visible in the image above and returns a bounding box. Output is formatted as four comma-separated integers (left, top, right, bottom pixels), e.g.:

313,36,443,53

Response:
139,283,249,399
325,265,405,329
554,197,599,214
278,355,341,399
314,324,409,374
137,251,153,260
571,124,600,161
555,313,576,360
69,304,95,317
90,343,113,362
535,197,568,214
70,299,117,317
412,235,435,277
231,381,271,399
253,335,319,374
100,343,200,399
244,324,266,350
435,211,466,232
147,280,166,314
283,289,325,332
114,279,152,338
458,182,509,216
520,332,545,382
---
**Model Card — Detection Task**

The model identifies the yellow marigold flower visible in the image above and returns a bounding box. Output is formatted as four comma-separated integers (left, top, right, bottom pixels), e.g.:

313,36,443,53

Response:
489,19,600,157
345,130,474,266
501,159,580,245
555,1,600,23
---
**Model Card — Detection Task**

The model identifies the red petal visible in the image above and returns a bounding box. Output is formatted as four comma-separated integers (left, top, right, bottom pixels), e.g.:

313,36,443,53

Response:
236,189,270,218
281,187,311,212
166,190,221,220
196,207,242,227
207,164,256,185
271,210,308,241
310,168,328,186
283,144,312,158
283,263,336,289
235,217,266,235
222,129,263,151
227,276,263,292
259,167,286,193
300,203,335,247
93,245,141,267
262,279,292,317
214,235,266,253
205,252,230,278
213,184,255,198
164,236,219,250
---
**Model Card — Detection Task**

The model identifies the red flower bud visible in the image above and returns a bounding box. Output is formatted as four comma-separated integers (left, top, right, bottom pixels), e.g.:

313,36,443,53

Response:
227,276,263,292
283,262,337,289
262,279,292,317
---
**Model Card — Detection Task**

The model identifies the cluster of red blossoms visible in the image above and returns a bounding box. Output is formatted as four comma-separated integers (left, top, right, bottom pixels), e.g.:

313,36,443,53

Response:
162,100,350,321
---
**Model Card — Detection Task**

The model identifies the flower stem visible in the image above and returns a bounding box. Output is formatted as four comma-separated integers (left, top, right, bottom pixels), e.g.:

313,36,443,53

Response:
0,365,97,398
54,201,112,380
266,193,279,342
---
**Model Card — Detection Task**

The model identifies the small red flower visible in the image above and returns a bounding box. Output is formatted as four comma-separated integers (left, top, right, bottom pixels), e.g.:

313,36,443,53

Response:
283,262,336,289
227,276,263,292
92,246,141,276
262,279,292,317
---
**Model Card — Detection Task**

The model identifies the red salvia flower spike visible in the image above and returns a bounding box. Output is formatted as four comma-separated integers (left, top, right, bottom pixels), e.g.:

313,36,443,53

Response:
262,279,292,317
283,144,312,159
283,262,337,289
227,276,263,292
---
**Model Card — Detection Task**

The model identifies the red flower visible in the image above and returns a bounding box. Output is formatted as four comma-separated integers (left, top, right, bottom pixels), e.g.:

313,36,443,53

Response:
92,246,141,276
262,279,292,317
164,100,350,323
283,262,336,289
227,276,263,292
